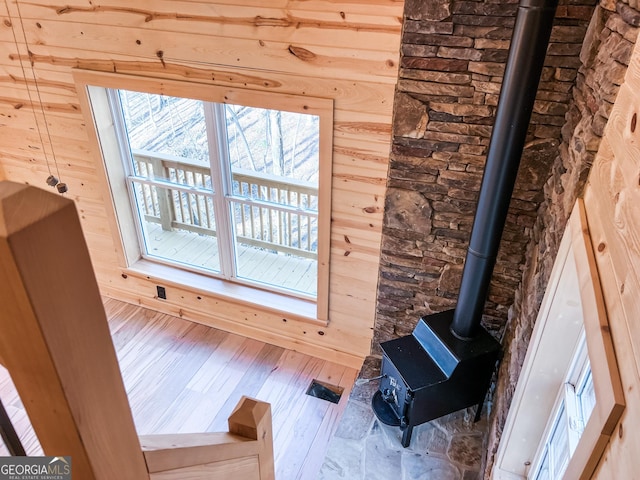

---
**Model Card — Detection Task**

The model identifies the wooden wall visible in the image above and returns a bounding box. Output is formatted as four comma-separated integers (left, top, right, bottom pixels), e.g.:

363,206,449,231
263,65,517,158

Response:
0,0,404,367
584,35,640,478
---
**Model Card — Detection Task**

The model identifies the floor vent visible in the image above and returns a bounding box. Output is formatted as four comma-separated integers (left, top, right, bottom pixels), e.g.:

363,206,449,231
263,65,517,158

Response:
306,380,343,404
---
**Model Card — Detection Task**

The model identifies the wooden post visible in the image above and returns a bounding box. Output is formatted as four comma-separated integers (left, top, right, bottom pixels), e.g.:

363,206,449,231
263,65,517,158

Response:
139,397,273,480
0,182,148,479
149,157,174,231
228,396,275,480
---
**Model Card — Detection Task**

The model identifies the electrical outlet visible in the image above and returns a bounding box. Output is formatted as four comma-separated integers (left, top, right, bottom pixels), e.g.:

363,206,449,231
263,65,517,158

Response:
156,286,166,300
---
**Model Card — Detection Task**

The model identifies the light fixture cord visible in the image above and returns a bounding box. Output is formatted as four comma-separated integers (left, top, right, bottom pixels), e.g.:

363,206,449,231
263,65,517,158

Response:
8,0,62,181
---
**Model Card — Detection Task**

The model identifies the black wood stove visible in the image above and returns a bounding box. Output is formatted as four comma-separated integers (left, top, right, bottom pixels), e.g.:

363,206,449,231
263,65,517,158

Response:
373,311,500,447
372,0,559,447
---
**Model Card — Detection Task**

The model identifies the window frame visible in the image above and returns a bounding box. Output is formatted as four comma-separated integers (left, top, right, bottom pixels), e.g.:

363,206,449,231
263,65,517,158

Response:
530,330,594,480
73,69,333,321
492,199,625,480
533,401,569,480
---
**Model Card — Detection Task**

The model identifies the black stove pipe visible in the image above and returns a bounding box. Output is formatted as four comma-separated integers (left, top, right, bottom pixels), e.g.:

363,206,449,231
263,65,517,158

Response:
451,0,559,340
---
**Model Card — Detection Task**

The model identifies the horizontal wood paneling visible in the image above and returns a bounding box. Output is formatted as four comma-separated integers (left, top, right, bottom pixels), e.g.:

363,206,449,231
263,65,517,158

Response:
0,107,89,141
0,50,397,114
17,2,402,50
17,0,403,25
0,0,402,365
96,270,375,366
19,22,398,84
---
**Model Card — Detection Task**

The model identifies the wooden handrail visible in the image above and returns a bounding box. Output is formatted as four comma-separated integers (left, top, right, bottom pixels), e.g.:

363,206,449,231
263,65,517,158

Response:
228,396,274,480
0,181,275,479
0,182,149,479
140,397,274,480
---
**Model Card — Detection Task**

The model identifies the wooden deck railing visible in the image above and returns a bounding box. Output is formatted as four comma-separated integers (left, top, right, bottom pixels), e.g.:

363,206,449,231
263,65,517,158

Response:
0,181,275,480
132,150,318,259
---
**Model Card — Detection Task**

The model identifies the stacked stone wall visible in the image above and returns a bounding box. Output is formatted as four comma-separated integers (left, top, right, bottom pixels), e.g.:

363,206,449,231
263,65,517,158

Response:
485,2,640,475
375,0,596,350
375,0,640,475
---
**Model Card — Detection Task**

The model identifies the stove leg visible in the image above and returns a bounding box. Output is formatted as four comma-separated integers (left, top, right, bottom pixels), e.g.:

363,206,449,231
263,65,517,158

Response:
474,400,483,423
474,387,489,423
401,424,413,448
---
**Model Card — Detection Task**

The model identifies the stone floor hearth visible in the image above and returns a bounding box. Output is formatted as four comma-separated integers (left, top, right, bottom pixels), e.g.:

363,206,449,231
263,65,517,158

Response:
319,357,488,480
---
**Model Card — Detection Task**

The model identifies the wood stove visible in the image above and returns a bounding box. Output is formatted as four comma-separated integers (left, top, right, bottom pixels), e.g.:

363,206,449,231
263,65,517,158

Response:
373,0,559,447
373,311,501,447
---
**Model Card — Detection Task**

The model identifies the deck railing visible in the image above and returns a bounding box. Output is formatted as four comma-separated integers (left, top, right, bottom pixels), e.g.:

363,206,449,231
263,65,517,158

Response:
132,150,318,259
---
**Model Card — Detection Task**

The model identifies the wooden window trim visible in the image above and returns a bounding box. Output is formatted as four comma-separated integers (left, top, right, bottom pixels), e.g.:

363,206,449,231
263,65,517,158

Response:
492,199,625,480
562,199,625,480
73,69,333,322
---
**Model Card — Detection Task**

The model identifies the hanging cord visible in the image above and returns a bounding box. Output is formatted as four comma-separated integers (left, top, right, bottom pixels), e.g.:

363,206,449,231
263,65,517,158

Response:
7,0,66,192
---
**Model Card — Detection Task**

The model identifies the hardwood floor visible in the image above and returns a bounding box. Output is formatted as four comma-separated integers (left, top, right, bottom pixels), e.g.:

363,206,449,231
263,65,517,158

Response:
0,298,358,479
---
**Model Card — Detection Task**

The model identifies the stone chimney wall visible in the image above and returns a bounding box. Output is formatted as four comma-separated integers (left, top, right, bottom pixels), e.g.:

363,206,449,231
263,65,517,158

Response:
485,2,640,475
375,0,596,351
375,0,640,474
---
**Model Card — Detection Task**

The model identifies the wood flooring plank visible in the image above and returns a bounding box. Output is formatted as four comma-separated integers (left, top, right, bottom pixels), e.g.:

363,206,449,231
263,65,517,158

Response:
206,343,285,433
135,324,230,434
0,299,357,479
279,361,356,476
255,350,326,456
298,367,359,479
153,336,265,435
117,315,196,402
104,297,155,340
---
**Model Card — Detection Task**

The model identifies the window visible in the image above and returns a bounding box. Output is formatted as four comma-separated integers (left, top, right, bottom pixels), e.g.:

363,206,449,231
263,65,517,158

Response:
75,71,333,318
531,331,594,480
534,405,569,480
113,89,320,296
492,200,624,480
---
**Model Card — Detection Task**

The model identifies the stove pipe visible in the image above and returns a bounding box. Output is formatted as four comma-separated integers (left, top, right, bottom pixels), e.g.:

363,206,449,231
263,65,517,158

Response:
372,0,560,448
451,0,559,340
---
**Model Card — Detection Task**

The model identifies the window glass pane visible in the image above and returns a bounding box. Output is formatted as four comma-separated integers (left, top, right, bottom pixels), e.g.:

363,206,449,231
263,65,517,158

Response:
118,90,220,273
224,104,319,296
550,406,570,478
535,450,550,480
112,90,321,297
120,90,209,165
578,369,596,425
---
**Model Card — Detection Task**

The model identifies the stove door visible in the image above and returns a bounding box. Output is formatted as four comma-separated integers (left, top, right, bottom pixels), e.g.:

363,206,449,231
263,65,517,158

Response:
374,355,411,425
